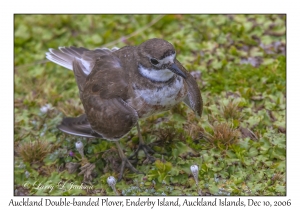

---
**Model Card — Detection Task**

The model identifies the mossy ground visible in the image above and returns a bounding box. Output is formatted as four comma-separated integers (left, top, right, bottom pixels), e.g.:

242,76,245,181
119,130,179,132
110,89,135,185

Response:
14,14,286,196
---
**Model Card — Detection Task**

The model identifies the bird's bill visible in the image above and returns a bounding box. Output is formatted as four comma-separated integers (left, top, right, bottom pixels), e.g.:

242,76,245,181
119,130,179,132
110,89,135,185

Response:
168,63,186,78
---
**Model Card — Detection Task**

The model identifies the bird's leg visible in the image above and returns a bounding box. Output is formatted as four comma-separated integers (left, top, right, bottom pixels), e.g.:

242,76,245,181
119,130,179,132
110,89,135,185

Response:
129,122,156,163
115,141,143,181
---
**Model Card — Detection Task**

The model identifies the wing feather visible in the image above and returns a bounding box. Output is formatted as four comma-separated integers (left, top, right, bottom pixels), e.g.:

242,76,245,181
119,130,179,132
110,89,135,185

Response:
82,96,138,140
45,46,118,75
80,52,137,140
175,59,203,116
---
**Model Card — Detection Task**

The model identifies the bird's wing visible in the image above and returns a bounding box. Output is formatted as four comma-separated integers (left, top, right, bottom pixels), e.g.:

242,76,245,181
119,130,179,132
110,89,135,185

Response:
72,58,87,100
57,114,102,138
84,54,130,99
46,46,114,75
175,59,203,116
46,47,119,99
81,53,139,140
82,97,138,140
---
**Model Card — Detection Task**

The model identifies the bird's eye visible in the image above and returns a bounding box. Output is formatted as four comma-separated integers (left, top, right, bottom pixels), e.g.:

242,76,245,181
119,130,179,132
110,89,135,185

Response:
150,58,159,65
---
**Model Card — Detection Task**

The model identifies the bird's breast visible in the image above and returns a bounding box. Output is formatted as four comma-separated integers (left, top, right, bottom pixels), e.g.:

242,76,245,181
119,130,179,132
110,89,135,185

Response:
127,76,187,118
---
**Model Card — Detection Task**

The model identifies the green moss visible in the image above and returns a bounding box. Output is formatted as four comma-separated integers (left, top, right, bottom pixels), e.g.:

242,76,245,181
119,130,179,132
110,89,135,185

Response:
14,14,286,196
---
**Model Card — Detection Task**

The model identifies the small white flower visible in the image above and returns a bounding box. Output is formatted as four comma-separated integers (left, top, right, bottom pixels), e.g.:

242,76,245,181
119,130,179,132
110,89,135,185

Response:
40,104,52,113
107,176,116,187
190,165,199,185
25,171,30,178
75,141,83,150
75,141,84,157
190,164,198,173
107,176,118,195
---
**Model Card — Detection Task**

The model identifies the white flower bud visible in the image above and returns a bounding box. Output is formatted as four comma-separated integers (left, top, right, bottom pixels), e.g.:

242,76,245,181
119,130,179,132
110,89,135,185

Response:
107,176,118,195
40,106,48,113
190,164,198,173
40,104,52,114
190,165,199,185
107,176,116,187
75,141,83,149
25,171,30,178
75,141,84,157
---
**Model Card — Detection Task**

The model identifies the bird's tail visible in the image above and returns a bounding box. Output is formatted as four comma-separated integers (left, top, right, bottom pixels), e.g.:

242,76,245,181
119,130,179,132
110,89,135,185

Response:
58,114,102,138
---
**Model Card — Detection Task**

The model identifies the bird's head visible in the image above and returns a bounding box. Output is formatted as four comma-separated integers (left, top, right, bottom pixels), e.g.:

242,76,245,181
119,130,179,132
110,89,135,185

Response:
137,38,186,82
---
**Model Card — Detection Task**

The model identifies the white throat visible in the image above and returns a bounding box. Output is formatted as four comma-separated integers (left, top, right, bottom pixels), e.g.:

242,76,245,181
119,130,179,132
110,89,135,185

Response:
138,65,174,82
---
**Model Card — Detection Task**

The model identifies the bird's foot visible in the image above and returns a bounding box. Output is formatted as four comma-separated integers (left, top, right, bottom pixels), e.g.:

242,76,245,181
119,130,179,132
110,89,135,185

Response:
118,157,144,181
129,143,156,164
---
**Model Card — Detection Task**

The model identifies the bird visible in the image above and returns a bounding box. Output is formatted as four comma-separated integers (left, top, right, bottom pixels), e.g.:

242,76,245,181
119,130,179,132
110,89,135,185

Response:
46,38,203,180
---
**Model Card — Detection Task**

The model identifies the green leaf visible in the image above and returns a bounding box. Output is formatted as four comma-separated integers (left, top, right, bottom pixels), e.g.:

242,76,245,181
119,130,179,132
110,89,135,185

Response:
248,147,258,157
208,183,219,195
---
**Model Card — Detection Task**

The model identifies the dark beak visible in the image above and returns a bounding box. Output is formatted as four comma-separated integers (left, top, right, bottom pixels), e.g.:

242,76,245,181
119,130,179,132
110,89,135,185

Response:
168,63,186,78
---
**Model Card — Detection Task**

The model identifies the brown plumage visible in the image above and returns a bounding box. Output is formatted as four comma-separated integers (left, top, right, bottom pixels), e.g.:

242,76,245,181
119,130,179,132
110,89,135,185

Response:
46,38,203,180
